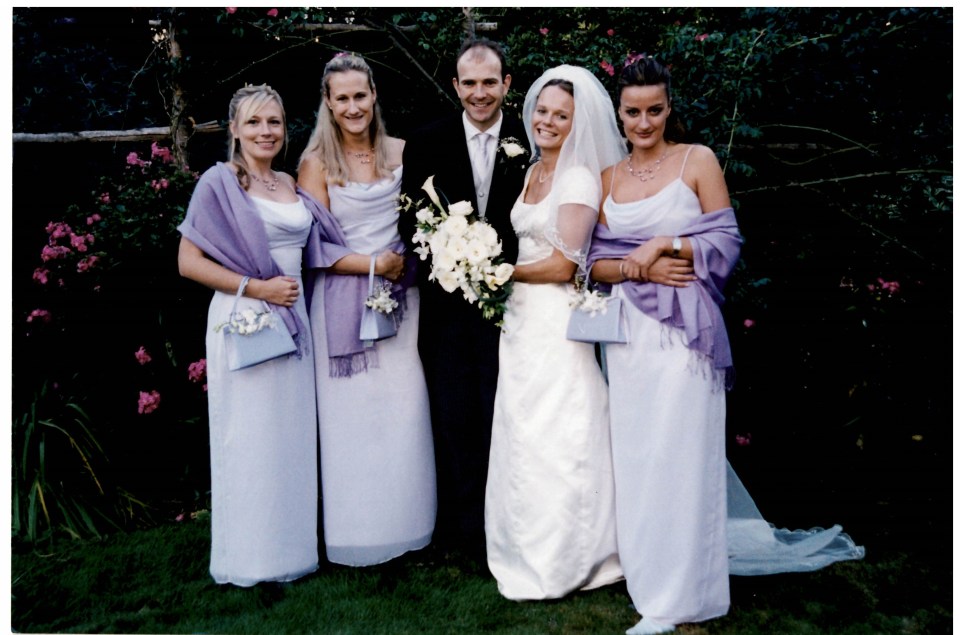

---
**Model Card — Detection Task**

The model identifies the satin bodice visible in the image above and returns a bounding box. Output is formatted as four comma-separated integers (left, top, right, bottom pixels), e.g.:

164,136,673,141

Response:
328,166,403,254
250,196,312,275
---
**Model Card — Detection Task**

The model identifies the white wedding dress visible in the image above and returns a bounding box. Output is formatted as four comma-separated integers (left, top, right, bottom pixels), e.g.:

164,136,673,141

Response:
485,167,622,600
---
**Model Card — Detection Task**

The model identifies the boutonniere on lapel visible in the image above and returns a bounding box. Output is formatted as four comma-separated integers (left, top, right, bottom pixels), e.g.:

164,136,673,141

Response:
496,137,528,170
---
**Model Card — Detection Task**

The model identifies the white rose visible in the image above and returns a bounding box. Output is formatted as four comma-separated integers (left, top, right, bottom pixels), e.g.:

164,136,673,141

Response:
447,200,474,216
435,267,461,293
470,221,498,245
433,248,458,272
491,262,515,286
500,141,525,158
441,214,469,237
414,245,431,261
446,235,469,260
465,239,491,266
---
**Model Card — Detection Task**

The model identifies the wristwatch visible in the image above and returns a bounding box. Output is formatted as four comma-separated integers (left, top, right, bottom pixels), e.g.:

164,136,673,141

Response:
671,237,682,258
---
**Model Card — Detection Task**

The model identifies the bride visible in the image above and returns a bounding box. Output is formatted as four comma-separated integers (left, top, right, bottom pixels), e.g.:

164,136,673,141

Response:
484,65,626,600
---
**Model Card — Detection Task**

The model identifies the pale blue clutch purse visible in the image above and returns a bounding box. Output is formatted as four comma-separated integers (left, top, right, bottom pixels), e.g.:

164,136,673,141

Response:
359,254,398,345
566,296,627,344
223,276,297,371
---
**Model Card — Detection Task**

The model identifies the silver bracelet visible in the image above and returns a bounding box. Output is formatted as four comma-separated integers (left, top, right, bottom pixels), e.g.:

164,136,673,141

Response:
618,260,627,282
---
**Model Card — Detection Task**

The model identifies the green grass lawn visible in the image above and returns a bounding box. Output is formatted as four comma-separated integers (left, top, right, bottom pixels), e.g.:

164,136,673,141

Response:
10,515,951,634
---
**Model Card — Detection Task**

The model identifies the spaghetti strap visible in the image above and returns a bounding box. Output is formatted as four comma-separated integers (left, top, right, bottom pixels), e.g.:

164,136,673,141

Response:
679,145,696,180
610,158,621,191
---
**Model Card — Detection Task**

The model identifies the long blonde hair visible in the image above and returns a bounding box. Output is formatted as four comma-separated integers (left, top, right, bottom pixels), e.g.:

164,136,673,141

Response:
299,53,390,186
227,84,287,190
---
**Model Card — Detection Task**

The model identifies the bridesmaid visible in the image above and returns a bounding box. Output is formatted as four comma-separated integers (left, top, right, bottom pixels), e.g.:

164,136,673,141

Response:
298,52,436,566
177,85,321,586
588,57,743,634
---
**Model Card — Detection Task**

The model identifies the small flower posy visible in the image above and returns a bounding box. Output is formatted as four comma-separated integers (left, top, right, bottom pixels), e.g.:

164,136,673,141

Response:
365,281,399,314
570,285,613,317
398,176,515,325
214,308,279,336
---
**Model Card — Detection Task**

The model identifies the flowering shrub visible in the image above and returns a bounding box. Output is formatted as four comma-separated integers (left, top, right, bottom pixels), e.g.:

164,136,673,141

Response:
15,143,210,542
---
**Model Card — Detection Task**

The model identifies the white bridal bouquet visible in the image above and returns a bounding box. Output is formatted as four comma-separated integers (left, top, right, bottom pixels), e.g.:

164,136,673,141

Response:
399,176,515,325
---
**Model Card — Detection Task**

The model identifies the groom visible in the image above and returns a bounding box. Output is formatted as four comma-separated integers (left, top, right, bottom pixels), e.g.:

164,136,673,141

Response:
401,37,529,558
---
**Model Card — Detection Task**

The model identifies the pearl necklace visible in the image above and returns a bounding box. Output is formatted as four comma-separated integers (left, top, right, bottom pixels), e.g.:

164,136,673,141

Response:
626,150,668,182
249,170,280,191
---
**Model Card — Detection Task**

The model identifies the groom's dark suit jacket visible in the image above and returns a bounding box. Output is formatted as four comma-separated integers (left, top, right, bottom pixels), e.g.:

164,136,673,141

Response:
400,112,528,548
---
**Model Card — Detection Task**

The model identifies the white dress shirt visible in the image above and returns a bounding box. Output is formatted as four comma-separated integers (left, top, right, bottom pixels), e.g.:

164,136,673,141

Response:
462,111,503,217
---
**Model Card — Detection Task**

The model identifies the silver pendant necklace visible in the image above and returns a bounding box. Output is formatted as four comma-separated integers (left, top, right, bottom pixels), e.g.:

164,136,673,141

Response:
626,150,668,182
249,170,279,191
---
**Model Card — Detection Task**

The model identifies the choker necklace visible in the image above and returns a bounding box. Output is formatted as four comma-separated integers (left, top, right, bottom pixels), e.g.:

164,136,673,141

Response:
249,170,279,191
626,150,668,181
351,149,373,164
537,163,555,184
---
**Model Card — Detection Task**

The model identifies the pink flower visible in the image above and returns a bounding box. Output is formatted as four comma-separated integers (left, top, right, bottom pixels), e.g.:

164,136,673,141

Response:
188,358,207,383
26,308,52,323
539,27,549,35
46,221,72,240
266,8,278,17
735,433,752,446
32,268,50,284
69,233,89,252
77,255,100,272
607,29,615,36
151,142,174,163
87,213,102,225
226,7,237,14
695,33,710,42
41,244,71,262
99,192,110,204
175,513,186,522
126,151,141,166
743,318,755,328
135,346,153,365
600,60,615,76
138,390,161,415
878,278,901,294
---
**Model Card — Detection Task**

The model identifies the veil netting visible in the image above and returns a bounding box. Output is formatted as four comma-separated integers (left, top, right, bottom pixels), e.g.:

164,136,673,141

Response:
522,65,627,272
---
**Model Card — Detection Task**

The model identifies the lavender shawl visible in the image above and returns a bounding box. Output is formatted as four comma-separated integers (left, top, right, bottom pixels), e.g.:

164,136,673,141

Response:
587,207,743,386
177,162,323,354
301,188,411,378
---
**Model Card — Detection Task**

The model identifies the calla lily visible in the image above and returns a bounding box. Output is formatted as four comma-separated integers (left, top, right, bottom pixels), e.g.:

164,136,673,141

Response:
421,175,444,213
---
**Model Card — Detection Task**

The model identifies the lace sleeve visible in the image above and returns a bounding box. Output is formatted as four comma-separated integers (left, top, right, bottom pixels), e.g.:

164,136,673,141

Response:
546,166,601,270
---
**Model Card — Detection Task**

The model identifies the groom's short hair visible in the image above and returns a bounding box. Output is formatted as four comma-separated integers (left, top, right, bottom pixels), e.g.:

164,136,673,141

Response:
455,37,509,79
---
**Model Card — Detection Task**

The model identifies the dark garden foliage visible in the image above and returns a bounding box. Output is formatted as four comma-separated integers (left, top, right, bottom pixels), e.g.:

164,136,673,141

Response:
11,7,951,550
